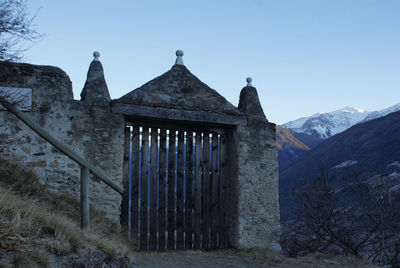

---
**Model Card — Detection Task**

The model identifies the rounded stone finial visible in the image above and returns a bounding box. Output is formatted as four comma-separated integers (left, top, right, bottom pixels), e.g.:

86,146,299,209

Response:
176,50,184,57
175,49,184,65
246,77,253,87
93,51,100,61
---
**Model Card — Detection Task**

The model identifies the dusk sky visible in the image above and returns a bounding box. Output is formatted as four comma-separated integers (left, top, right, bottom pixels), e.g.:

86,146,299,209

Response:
25,0,400,125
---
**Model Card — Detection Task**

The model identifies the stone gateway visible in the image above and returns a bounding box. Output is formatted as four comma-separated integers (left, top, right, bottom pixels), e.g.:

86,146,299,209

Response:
0,51,280,249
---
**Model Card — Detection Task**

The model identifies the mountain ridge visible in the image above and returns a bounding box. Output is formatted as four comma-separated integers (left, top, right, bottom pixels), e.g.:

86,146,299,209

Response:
277,103,400,166
283,106,369,143
361,103,400,122
282,104,400,147
279,110,400,216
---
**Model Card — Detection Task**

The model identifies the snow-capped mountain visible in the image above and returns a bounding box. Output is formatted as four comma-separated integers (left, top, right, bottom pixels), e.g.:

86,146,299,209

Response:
361,103,400,122
283,107,370,147
282,104,400,149
278,103,400,161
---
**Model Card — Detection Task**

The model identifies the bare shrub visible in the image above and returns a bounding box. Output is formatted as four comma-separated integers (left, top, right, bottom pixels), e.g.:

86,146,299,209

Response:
281,169,400,267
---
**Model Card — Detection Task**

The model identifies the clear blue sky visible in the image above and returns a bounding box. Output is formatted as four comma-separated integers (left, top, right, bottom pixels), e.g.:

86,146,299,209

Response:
25,0,400,125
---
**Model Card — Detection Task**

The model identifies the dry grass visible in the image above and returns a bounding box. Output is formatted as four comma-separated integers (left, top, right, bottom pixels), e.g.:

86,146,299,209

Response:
0,159,47,197
0,213,28,252
0,158,122,236
0,186,133,266
0,159,133,267
13,249,52,268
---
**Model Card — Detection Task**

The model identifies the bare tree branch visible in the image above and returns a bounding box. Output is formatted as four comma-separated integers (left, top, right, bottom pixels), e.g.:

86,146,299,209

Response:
0,0,42,61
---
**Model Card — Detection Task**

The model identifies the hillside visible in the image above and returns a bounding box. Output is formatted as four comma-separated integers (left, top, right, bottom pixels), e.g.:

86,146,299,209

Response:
276,126,310,167
279,110,400,215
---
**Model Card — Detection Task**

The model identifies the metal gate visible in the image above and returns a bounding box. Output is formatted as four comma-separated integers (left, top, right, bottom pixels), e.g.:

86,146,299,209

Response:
121,124,229,250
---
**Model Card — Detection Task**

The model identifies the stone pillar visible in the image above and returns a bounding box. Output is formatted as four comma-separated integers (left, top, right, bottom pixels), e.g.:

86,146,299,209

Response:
78,52,124,222
80,52,111,105
228,82,280,248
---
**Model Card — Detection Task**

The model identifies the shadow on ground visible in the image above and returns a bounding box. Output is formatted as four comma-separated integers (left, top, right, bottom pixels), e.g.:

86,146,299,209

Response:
130,248,375,268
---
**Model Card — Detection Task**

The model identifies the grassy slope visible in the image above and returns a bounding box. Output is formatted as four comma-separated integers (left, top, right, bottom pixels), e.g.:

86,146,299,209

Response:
0,159,132,267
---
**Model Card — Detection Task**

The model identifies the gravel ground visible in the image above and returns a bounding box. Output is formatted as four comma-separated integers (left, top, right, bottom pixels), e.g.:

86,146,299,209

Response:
129,248,376,268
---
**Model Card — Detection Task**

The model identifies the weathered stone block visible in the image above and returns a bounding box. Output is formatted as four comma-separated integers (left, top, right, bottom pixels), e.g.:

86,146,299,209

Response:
27,160,47,167
49,160,59,167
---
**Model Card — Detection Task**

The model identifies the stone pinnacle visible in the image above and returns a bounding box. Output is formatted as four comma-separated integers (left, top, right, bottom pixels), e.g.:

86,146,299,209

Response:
80,52,111,105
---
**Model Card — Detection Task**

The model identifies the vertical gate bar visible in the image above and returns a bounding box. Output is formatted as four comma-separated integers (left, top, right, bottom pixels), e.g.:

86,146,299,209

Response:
121,127,131,228
202,133,210,249
158,129,167,250
167,130,176,249
140,127,149,250
185,132,193,249
219,135,228,248
131,127,140,248
128,128,133,232
176,131,185,249
211,134,219,249
194,132,202,249
183,132,187,248
149,129,158,250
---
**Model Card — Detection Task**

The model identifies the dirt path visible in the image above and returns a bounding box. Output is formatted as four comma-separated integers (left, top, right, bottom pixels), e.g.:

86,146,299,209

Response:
130,248,375,268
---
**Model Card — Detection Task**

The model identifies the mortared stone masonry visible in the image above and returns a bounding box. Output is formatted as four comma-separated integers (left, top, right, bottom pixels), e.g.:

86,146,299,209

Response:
0,51,280,248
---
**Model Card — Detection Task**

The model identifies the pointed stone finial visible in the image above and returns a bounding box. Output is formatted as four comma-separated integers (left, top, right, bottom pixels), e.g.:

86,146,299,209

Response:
93,51,100,61
246,77,253,87
80,52,111,105
238,81,267,122
175,50,184,65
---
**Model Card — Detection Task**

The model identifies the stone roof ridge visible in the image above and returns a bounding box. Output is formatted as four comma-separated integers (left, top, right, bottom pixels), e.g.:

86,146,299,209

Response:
114,63,242,116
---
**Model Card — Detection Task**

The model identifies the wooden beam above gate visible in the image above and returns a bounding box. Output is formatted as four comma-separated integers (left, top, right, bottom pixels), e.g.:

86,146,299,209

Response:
111,103,247,126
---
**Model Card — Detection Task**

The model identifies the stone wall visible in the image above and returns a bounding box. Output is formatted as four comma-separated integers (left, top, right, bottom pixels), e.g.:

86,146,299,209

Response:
0,56,281,248
0,61,124,222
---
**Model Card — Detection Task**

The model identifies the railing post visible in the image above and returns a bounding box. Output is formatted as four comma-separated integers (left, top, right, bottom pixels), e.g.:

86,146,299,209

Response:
81,166,90,230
